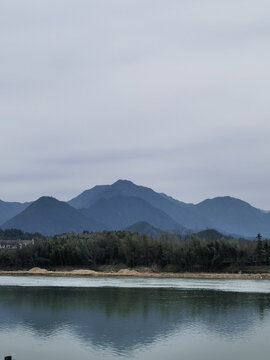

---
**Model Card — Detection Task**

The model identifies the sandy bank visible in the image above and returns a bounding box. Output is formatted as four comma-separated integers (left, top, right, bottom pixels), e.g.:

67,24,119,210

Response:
0,267,270,280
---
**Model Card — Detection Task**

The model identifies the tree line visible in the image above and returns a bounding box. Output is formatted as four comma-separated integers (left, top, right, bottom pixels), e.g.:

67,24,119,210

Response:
0,230,269,272
0,228,44,240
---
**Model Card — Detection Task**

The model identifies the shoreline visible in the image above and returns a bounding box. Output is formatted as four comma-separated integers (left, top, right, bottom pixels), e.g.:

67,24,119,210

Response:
0,268,269,280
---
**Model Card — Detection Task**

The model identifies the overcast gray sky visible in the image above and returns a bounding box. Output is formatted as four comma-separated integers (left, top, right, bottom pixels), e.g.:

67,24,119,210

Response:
1,0,270,208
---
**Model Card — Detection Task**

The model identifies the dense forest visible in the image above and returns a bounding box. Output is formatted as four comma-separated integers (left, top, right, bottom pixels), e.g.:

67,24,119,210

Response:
0,230,269,272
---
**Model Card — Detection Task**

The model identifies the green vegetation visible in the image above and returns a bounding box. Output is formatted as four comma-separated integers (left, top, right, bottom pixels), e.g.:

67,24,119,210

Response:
0,230,269,272
0,228,44,240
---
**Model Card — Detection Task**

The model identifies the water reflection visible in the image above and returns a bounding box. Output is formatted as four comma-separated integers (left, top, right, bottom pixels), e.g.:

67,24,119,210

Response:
0,286,270,353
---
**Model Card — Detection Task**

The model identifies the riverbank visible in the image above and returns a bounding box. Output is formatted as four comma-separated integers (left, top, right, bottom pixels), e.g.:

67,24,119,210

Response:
0,267,270,279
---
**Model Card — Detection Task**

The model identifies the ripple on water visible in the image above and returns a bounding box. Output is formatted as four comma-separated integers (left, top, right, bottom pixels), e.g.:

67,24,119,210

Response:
0,276,269,293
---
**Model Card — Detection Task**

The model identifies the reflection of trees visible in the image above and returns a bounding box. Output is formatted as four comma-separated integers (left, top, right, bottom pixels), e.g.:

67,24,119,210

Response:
0,287,270,351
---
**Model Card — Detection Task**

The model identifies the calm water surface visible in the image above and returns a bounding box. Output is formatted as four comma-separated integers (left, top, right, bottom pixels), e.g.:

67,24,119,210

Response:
0,276,270,360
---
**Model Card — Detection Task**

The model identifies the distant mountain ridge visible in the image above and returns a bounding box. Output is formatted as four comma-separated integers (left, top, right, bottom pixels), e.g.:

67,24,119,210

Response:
1,179,270,237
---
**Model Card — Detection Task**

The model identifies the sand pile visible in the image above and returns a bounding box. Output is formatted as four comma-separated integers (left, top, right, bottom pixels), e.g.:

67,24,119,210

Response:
117,269,140,276
28,267,49,273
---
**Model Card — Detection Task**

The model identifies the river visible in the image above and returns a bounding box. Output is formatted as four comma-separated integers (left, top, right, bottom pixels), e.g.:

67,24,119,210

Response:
0,276,269,360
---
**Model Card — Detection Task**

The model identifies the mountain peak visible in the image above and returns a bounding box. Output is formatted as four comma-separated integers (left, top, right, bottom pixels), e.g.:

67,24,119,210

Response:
198,196,252,209
36,196,58,202
32,196,62,208
2,195,103,235
112,179,135,187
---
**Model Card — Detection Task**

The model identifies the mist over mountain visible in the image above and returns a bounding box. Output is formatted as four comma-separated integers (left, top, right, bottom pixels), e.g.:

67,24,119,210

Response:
1,180,269,237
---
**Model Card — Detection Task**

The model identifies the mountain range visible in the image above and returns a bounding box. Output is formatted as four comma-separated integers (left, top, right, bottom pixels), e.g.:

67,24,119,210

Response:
1,179,269,238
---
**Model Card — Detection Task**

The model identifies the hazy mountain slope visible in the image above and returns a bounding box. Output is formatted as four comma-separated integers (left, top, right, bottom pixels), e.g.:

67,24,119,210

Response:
69,180,270,236
80,195,179,231
68,185,111,209
69,180,204,229
0,200,30,225
2,197,104,236
195,197,270,237
125,222,162,237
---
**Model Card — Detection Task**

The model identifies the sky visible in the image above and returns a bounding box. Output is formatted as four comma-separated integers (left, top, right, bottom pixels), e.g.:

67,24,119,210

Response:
0,0,270,209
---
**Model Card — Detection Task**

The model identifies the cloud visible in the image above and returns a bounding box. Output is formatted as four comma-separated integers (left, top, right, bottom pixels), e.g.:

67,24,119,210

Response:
0,0,270,208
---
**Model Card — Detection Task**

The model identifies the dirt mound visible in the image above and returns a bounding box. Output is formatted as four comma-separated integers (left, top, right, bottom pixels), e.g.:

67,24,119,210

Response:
28,267,49,273
117,269,140,276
